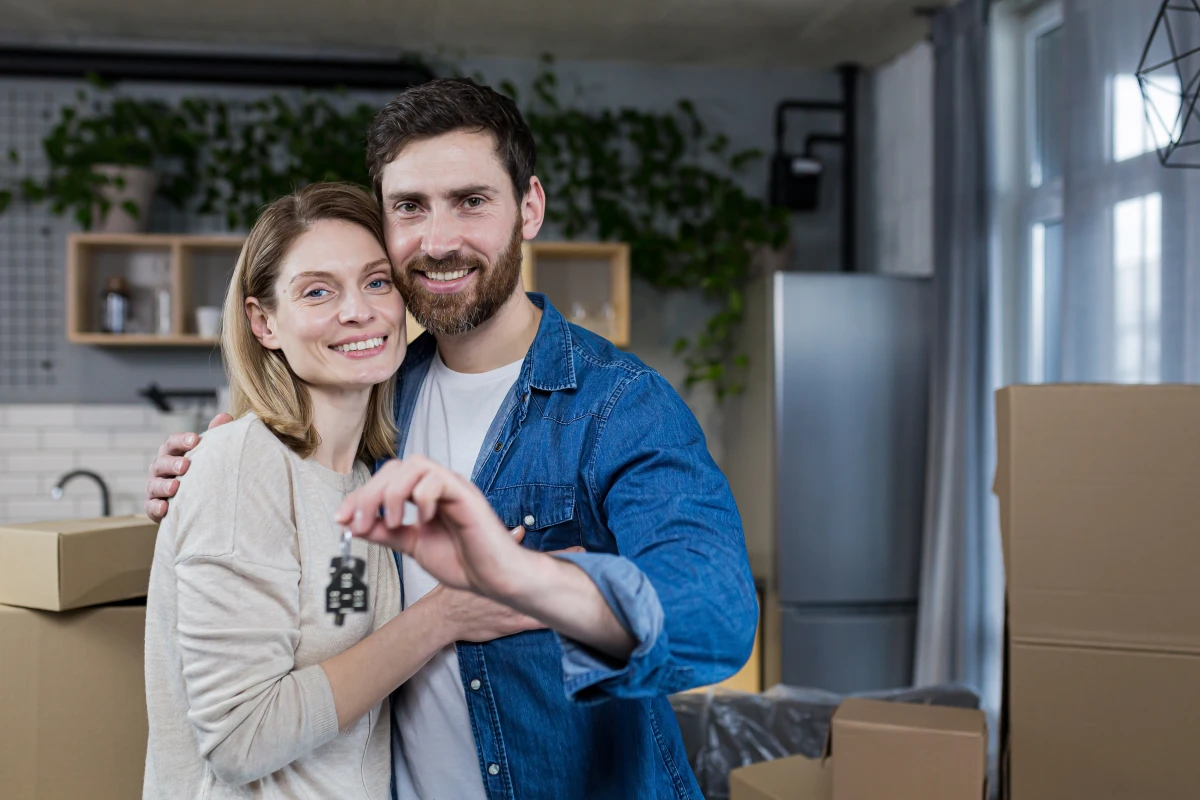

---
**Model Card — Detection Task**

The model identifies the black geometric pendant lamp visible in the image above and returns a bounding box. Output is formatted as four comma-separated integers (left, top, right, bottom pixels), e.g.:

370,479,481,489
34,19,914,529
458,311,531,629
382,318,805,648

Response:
1137,0,1200,167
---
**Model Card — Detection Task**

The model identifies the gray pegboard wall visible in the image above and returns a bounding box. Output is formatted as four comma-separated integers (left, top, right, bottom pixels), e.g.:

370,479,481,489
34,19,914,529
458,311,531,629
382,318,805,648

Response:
0,77,397,403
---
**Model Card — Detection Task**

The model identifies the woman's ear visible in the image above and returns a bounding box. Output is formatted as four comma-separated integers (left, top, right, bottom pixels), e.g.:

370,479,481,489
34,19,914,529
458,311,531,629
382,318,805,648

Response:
245,298,280,349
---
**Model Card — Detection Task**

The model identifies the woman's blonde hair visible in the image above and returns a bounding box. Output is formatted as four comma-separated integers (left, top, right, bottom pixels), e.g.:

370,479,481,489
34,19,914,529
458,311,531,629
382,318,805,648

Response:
222,182,398,463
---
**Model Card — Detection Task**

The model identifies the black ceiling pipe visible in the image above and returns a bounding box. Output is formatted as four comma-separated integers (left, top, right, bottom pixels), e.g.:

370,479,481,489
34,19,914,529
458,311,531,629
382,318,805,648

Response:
0,44,434,90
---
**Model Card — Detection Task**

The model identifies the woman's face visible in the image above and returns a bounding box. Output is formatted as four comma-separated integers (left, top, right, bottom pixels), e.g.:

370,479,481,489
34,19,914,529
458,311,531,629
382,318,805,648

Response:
248,219,407,392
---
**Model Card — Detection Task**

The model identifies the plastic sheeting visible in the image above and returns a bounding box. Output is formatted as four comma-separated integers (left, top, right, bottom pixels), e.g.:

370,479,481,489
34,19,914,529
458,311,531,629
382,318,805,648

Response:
670,684,980,800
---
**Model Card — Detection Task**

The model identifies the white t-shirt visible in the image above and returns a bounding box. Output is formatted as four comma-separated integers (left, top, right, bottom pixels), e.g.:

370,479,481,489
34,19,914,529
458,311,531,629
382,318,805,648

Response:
392,351,523,800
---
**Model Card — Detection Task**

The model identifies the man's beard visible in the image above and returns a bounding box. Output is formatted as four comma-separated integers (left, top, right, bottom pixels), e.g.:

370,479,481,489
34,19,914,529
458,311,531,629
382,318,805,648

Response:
398,219,524,337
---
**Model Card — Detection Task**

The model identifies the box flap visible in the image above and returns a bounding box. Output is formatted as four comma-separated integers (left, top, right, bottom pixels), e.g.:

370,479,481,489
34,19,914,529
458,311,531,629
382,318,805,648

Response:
995,385,1200,653
730,755,831,800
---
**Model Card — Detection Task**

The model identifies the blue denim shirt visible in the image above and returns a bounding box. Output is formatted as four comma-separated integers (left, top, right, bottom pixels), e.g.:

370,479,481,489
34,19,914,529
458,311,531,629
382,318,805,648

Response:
386,294,758,800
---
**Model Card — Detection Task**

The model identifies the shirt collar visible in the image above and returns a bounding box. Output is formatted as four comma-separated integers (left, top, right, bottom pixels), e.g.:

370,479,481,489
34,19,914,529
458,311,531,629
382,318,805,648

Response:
397,292,577,392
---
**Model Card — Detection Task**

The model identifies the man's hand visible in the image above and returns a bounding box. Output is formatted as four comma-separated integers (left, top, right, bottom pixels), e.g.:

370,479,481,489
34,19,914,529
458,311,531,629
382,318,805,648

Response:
144,413,234,522
336,456,636,661
336,455,528,598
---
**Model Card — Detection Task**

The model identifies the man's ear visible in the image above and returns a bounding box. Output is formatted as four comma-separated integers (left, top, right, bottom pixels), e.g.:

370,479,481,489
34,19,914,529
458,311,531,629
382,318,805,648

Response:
245,297,280,350
520,176,546,241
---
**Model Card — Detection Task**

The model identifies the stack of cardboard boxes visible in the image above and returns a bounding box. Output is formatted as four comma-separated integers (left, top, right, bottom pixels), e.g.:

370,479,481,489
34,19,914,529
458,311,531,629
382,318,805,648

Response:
730,698,988,800
0,515,158,799
995,385,1200,799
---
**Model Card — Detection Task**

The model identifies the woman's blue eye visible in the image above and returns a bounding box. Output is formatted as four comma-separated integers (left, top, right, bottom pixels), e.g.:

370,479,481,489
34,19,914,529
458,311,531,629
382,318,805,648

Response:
367,279,388,290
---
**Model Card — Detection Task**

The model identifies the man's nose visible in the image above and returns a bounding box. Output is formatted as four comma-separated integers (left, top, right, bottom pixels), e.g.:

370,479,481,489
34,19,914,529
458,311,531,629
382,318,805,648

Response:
422,209,464,261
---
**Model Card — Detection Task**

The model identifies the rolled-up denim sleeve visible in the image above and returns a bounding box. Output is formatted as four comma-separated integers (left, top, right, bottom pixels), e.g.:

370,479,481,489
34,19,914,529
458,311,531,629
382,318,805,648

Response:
555,371,758,704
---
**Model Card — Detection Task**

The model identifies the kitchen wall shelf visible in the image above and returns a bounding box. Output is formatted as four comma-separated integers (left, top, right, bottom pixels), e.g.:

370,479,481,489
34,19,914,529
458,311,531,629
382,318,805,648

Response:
66,233,243,346
67,235,632,348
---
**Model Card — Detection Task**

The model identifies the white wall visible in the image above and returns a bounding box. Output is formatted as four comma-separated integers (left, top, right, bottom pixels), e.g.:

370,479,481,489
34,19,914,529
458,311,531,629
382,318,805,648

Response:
872,41,935,277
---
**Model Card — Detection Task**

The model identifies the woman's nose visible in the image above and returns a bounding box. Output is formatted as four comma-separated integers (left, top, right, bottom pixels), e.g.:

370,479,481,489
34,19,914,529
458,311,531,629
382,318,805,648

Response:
338,290,375,323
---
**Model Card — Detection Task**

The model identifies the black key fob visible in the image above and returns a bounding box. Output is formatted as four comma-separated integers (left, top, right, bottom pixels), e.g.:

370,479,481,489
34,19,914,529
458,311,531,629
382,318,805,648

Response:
326,556,369,626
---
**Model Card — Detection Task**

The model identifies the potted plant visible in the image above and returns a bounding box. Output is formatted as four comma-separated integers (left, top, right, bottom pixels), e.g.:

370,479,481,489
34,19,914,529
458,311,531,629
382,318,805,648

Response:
10,89,200,232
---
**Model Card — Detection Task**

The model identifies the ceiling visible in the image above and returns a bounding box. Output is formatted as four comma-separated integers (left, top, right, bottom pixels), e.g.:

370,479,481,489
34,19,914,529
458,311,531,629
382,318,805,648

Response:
0,0,951,70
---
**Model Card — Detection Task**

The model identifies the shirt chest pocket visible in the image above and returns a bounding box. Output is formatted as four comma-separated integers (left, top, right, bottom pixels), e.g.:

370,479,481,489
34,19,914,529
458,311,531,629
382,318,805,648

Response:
486,484,580,552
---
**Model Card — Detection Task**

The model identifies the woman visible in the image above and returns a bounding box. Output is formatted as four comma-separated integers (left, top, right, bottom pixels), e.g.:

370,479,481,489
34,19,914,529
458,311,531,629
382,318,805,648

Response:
143,183,538,799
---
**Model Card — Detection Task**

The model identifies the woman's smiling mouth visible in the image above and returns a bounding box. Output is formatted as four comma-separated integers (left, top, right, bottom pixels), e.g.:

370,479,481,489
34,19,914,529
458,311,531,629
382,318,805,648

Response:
330,336,388,357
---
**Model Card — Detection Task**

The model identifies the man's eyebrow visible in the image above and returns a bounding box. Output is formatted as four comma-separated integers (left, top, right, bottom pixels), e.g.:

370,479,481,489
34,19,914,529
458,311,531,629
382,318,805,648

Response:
383,184,501,205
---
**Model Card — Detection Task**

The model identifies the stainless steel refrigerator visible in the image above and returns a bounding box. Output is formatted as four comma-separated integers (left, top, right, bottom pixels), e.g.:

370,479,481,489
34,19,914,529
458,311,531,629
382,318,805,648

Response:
724,272,930,693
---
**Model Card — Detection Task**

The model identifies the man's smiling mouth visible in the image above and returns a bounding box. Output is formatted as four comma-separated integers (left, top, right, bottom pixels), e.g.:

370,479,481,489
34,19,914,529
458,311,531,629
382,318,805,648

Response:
421,268,476,282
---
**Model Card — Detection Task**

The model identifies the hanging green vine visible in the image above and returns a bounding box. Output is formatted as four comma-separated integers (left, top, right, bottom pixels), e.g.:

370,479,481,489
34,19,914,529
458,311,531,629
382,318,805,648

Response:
1,58,789,398
509,58,789,398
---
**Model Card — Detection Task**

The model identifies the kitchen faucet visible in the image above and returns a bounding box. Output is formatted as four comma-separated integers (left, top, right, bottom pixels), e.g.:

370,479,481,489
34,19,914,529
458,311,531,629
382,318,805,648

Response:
51,470,111,517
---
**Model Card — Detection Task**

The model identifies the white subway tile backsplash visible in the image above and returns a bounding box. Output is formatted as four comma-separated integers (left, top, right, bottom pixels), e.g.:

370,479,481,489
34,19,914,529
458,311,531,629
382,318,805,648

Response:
75,405,151,429
0,475,40,499
76,451,155,475
0,402,209,525
5,499,81,524
0,430,40,450
7,450,78,474
5,404,76,427
41,430,113,450
113,432,175,453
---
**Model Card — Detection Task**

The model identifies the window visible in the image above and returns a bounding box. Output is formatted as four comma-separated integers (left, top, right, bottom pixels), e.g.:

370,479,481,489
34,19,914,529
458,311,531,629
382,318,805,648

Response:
1020,2,1064,383
1112,193,1163,383
1031,21,1064,186
1028,220,1063,383
1113,73,1182,162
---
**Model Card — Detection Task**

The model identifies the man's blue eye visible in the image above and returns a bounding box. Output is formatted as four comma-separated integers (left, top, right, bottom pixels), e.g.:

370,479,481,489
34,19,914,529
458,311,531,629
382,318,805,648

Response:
306,288,328,298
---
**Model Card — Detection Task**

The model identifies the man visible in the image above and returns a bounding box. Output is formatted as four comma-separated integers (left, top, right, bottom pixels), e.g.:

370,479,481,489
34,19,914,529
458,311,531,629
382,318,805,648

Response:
147,77,757,800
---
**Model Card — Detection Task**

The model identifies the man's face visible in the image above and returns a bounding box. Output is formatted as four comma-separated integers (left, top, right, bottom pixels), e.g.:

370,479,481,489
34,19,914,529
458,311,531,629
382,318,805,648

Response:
379,130,538,336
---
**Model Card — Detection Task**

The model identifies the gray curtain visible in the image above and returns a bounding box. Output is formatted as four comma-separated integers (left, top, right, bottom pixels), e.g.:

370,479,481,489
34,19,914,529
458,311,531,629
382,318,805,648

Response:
914,0,1005,758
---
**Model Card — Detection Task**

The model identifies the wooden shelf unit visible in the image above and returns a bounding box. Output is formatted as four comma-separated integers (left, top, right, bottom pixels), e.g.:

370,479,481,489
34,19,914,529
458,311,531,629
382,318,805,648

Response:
67,233,243,346
67,235,632,348
522,241,631,347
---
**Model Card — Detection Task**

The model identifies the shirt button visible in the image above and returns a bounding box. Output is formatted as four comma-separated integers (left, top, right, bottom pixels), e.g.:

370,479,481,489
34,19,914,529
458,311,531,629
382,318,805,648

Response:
487,763,500,776
523,514,535,527
469,679,481,691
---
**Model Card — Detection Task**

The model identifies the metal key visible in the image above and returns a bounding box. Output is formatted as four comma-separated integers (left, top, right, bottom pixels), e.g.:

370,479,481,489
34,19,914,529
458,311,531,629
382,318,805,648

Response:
326,527,369,626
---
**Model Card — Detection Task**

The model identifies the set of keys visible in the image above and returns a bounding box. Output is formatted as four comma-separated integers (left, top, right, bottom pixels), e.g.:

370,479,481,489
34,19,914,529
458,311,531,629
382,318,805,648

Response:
326,527,369,626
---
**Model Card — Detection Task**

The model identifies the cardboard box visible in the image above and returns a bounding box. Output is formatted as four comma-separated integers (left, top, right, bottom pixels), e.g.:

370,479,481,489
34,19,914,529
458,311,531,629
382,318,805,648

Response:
0,602,148,799
994,386,1200,652
1009,642,1200,800
731,754,831,800
0,515,158,611
829,698,987,800
994,385,1200,800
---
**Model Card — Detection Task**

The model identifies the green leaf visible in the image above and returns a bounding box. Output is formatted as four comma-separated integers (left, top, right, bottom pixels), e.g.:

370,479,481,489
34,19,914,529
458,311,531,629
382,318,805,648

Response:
121,199,140,219
0,189,11,213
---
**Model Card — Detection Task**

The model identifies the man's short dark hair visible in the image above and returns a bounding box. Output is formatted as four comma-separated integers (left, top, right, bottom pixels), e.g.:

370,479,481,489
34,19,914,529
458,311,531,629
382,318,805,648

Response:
366,77,537,205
